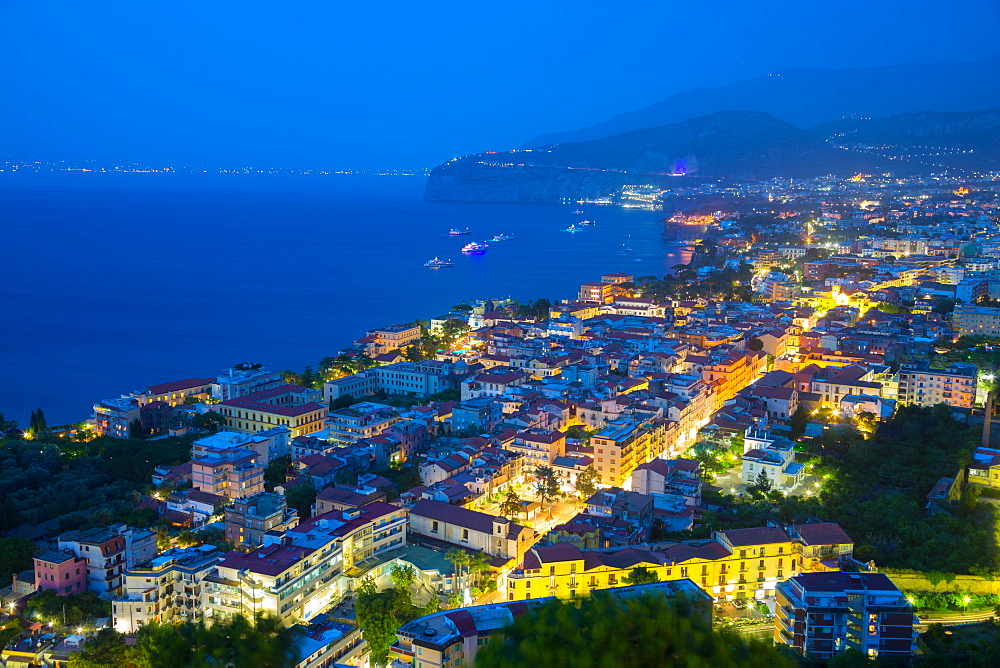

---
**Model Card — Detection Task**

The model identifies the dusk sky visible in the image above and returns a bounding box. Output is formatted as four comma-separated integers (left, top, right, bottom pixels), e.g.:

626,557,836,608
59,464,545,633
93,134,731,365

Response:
3,0,999,169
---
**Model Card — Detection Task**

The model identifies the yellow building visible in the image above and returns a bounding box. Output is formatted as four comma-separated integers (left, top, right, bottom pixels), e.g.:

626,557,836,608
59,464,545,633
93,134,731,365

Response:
504,523,854,603
216,385,328,438
591,418,656,487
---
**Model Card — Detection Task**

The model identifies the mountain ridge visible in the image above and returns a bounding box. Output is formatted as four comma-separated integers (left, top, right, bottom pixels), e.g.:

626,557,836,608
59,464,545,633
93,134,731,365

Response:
524,54,1000,147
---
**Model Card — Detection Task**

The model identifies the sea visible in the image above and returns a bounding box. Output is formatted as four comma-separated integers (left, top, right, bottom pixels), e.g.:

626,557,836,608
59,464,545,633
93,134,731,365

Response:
0,172,689,425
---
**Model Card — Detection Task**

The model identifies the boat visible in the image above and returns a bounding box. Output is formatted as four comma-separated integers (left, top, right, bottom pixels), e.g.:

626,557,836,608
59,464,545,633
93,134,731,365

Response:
424,257,454,268
623,235,635,252
461,242,488,254
579,219,594,226
489,233,514,242
573,209,584,214
565,225,581,233
448,228,471,235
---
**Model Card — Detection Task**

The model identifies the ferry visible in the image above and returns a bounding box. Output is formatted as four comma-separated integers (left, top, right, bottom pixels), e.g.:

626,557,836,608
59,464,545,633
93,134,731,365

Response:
461,242,488,254
565,225,581,233
424,257,454,268
449,228,472,235
490,233,514,242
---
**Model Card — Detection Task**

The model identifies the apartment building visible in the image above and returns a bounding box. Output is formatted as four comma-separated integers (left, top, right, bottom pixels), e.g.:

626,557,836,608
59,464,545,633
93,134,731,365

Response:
216,385,328,438
33,550,87,595
359,324,422,356
92,396,142,439
953,303,1000,337
130,378,215,407
590,418,656,487
213,364,284,402
896,360,977,409
225,492,299,549
191,428,291,467
409,499,534,565
112,545,223,633
323,360,474,402
54,525,158,597
503,429,566,468
504,523,853,603
324,402,400,446
191,448,265,500
204,502,407,627
775,572,917,660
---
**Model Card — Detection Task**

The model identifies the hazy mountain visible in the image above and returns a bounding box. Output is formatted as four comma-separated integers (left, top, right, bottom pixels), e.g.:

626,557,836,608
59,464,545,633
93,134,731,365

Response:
426,108,1000,203
425,111,878,203
524,55,1000,147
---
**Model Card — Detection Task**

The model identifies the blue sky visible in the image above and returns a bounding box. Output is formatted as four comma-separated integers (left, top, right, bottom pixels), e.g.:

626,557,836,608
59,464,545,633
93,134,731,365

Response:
2,0,998,168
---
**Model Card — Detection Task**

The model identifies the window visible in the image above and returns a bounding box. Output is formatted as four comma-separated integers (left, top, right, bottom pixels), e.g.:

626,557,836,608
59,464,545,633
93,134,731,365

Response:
431,521,439,534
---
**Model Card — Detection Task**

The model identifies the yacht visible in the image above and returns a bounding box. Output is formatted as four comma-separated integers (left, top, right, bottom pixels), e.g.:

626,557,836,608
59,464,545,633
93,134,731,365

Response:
572,209,584,214
489,233,514,242
579,219,594,226
461,242,488,254
565,225,581,233
424,257,454,268
448,228,471,235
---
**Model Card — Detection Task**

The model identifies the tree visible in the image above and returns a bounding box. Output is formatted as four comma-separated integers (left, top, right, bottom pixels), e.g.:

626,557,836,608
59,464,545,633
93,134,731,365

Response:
191,411,226,432
622,566,660,586
264,455,290,490
533,465,561,516
284,483,317,520
390,563,416,602
498,489,523,519
445,548,470,585
128,419,144,439
788,406,809,439
0,536,33,577
128,613,294,667
474,592,794,668
574,465,601,501
748,470,773,498
329,393,357,410
466,550,492,589
747,337,764,352
69,627,128,667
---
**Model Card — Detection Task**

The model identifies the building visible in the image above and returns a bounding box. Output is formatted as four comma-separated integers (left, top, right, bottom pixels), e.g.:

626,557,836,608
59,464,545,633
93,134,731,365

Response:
33,550,87,595
361,324,422,356
503,429,566,468
216,385,328,438
203,502,407,627
92,396,141,439
213,364,284,402
113,545,223,633
130,378,215,407
408,499,535,565
191,428,291,467
324,402,400,446
314,483,387,515
590,418,657,487
505,523,854,603
741,428,803,492
897,360,977,410
55,525,158,597
774,572,917,660
953,303,1000,337
392,579,709,668
225,492,299,549
191,448,265,500
323,360,473,402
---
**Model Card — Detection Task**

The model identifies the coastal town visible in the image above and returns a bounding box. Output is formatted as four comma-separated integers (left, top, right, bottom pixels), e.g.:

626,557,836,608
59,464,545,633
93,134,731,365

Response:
6,171,1000,665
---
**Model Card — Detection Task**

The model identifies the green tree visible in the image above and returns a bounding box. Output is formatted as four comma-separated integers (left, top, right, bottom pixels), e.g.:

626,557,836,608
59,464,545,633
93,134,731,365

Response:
69,627,128,667
0,536,34,576
533,465,561,517
498,489,523,519
445,548,470,585
788,405,809,439
264,455,290,490
390,563,416,604
191,411,226,432
748,470,773,498
329,394,357,410
747,337,764,352
474,592,793,668
574,465,601,501
128,613,294,667
128,419,144,439
622,566,660,586
284,483,317,520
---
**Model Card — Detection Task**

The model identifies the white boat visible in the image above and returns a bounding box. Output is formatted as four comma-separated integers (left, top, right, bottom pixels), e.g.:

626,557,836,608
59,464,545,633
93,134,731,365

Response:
424,257,454,267
566,225,581,233
623,235,635,252
461,242,488,254
573,209,584,214
579,220,594,226
448,228,471,235
490,233,514,242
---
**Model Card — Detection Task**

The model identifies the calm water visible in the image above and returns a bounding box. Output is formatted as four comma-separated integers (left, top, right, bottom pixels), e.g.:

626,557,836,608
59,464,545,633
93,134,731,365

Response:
0,173,687,424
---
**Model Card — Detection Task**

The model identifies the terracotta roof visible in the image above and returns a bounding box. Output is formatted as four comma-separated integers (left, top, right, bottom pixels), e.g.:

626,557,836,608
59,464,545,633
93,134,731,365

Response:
792,522,853,546
410,499,526,538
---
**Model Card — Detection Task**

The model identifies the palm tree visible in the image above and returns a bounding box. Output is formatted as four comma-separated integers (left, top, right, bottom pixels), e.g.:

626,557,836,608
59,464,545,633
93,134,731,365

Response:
466,550,492,590
445,549,471,591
